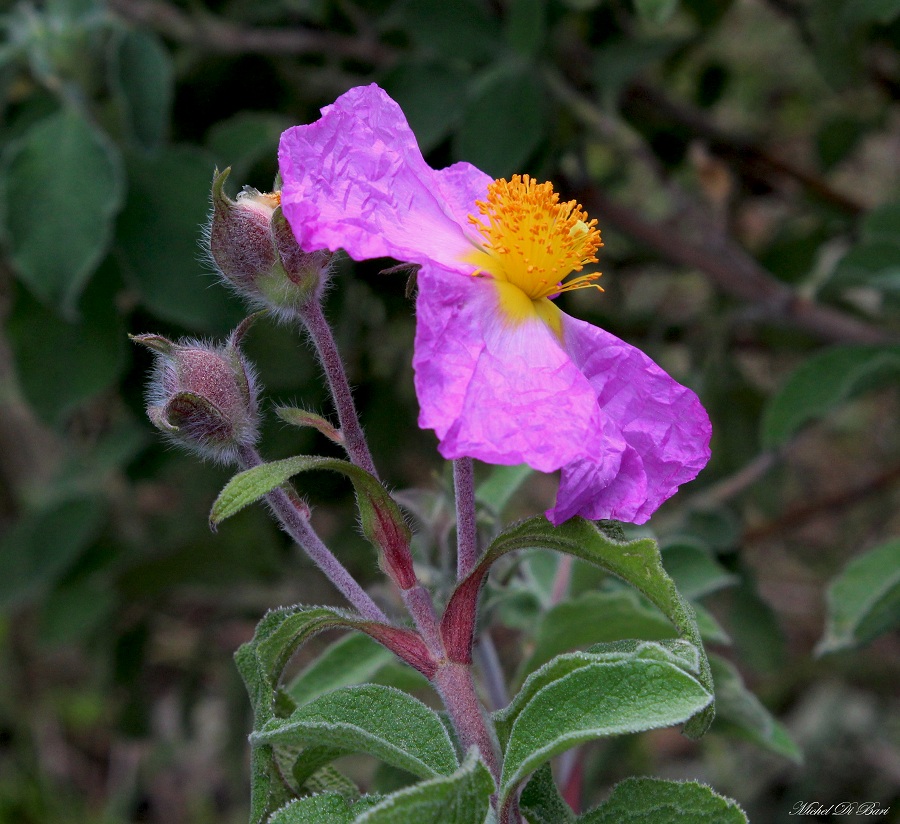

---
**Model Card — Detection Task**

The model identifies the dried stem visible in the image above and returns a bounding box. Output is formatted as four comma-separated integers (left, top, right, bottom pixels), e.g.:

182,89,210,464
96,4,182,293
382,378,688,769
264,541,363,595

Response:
236,444,388,623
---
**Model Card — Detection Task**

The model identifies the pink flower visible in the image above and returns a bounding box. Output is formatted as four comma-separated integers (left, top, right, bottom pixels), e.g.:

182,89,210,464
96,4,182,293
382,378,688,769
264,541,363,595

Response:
278,84,711,524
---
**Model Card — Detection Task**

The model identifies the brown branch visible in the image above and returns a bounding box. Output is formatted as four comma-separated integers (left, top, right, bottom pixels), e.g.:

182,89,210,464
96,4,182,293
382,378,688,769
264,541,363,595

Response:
573,182,894,345
106,0,398,67
743,462,900,544
622,81,866,216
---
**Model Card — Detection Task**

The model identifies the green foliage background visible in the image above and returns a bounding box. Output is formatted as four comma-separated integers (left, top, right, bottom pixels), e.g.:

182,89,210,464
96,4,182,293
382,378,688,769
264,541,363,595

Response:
0,0,898,821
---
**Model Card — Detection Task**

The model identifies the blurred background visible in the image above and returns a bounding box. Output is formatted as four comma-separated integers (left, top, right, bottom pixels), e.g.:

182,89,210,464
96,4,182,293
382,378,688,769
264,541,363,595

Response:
0,0,898,821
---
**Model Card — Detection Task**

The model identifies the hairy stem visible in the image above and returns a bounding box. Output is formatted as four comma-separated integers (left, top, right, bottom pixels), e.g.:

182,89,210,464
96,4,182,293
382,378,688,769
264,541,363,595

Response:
433,661,502,785
454,457,479,580
401,585,443,655
237,445,388,623
297,301,379,478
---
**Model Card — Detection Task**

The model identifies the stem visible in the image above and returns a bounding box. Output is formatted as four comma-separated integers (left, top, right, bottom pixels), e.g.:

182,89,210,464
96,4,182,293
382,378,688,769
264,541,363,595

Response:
401,585,443,655
297,301,379,478
454,457,478,580
550,554,574,605
474,631,509,710
433,661,502,784
237,445,388,623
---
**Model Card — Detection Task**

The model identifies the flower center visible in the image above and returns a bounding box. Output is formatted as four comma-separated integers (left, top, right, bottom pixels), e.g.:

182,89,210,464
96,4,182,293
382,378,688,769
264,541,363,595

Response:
465,174,603,302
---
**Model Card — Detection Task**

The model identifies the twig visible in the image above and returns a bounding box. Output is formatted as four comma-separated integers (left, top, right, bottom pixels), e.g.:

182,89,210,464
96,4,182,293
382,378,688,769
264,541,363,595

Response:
743,461,900,544
621,81,866,216
106,0,397,67
573,183,894,346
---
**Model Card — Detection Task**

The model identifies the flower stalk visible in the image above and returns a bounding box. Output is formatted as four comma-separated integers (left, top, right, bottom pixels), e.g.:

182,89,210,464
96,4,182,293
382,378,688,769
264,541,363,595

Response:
236,444,388,624
454,457,479,580
297,299,379,478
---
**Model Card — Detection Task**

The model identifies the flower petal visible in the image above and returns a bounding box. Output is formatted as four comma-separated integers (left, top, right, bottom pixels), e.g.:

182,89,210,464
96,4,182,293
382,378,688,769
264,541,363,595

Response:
413,267,607,472
547,314,712,525
278,84,486,270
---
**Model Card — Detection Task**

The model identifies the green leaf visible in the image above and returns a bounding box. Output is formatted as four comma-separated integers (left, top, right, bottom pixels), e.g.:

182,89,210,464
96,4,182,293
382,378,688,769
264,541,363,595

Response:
761,345,900,447
236,607,376,824
661,540,738,600
455,66,546,178
269,795,353,824
519,764,574,824
520,590,678,675
397,0,500,63
254,685,459,780
504,0,546,58
6,267,127,425
829,242,900,292
579,777,746,823
862,199,900,245
709,655,801,762
475,464,533,515
287,634,396,708
381,61,467,154
207,111,288,186
210,456,412,580
499,657,712,804
727,577,784,673
498,641,701,749
817,537,900,654
842,0,900,26
443,517,715,737
634,0,680,25
593,38,683,100
0,497,106,610
109,29,173,152
352,749,494,824
0,108,124,314
116,146,243,331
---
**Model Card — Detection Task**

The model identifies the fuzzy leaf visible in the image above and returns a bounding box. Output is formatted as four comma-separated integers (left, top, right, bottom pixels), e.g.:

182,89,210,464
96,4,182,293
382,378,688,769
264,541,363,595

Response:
211,456,412,585
519,764,575,824
761,345,900,447
254,685,459,780
817,537,900,654
109,29,173,151
287,633,396,707
268,794,353,824
1,108,123,314
442,517,715,737
578,777,746,823
353,749,494,824
520,590,678,675
499,658,712,804
498,641,702,749
661,541,738,600
709,655,802,762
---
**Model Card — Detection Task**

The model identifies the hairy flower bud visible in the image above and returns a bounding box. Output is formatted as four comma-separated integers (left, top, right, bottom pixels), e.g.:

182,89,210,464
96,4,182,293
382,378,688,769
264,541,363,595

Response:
207,167,331,317
131,318,260,464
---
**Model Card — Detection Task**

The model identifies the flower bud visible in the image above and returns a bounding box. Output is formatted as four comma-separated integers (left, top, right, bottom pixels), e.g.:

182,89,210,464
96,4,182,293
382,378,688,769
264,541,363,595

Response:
208,167,331,316
131,319,260,464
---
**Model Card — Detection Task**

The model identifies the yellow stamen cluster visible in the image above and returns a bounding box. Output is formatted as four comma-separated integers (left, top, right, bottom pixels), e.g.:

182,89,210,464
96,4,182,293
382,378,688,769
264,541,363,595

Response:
466,174,603,301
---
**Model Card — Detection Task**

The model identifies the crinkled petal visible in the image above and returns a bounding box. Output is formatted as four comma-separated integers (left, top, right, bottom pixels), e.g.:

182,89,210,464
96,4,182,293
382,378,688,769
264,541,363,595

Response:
413,267,608,472
278,84,486,270
547,313,712,525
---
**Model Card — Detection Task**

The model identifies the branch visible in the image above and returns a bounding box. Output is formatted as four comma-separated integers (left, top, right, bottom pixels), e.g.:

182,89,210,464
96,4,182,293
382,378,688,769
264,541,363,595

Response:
621,81,866,216
743,461,900,544
106,0,397,67
573,182,893,345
